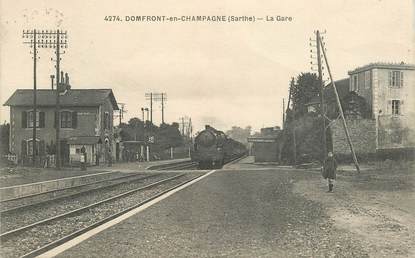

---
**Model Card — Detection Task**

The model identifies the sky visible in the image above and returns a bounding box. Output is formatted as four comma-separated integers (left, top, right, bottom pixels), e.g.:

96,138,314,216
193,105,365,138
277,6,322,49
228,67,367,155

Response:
0,0,414,133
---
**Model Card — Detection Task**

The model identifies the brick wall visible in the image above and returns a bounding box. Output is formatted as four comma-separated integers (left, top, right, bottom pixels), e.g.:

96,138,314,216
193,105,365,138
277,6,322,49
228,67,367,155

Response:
330,118,376,155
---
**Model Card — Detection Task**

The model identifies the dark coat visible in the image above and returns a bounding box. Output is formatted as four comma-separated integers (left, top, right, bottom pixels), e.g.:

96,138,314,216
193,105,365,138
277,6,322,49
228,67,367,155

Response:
322,156,337,179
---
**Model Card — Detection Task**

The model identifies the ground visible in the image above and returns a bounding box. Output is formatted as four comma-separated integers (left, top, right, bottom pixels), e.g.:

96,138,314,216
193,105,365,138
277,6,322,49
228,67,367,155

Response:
2,157,414,257
52,157,415,257
293,161,415,257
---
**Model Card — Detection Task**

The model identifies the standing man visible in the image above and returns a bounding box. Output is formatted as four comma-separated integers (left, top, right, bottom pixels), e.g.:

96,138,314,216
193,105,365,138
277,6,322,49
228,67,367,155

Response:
322,151,337,193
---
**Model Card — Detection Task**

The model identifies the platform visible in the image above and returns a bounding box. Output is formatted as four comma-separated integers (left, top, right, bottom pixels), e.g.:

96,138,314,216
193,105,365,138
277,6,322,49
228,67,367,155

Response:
0,158,190,201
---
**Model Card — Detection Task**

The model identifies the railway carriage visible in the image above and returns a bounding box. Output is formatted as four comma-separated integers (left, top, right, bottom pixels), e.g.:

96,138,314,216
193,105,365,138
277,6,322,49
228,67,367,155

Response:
191,125,247,169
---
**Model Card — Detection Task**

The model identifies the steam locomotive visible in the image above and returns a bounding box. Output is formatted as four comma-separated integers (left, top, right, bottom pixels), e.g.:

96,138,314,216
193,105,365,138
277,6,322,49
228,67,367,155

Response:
191,125,247,169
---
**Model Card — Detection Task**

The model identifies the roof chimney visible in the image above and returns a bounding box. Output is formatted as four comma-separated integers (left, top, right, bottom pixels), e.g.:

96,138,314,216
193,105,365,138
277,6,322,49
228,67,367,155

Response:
50,75,55,90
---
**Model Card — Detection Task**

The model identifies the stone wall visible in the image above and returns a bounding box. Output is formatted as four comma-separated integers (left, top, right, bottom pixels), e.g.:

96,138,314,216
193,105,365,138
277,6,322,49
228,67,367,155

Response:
330,118,376,155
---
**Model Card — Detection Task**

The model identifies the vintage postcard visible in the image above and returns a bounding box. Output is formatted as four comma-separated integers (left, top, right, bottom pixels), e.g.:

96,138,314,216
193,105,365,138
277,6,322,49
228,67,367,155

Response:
0,0,414,257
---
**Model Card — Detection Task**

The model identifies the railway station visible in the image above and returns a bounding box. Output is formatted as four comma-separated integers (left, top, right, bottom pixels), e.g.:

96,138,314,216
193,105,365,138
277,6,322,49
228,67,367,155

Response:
1,1,415,257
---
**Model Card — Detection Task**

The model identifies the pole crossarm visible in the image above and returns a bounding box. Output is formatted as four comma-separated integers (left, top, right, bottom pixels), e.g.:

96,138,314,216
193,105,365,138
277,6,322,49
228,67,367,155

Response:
23,30,68,49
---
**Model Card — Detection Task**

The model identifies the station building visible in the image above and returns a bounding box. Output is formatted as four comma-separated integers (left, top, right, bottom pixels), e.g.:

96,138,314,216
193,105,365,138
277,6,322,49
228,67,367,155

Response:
4,76,119,166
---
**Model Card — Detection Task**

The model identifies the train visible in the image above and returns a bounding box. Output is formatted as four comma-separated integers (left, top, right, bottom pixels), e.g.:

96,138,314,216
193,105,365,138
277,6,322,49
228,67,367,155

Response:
190,125,247,169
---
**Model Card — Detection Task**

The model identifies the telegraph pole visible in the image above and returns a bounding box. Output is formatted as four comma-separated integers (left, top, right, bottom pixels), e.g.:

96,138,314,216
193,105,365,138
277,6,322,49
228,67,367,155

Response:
117,103,126,125
145,93,155,124
55,30,61,169
22,30,39,166
282,98,285,128
150,93,153,124
161,93,165,124
147,93,167,125
317,32,361,173
316,30,327,160
24,29,68,168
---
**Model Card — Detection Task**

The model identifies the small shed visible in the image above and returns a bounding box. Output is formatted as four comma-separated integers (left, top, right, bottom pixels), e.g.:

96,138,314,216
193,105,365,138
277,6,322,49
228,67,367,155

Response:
247,136,279,162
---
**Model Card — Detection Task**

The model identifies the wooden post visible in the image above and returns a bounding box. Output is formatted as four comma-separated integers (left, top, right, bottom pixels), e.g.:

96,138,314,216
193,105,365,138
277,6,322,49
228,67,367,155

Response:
32,30,37,166
318,33,360,173
316,30,327,161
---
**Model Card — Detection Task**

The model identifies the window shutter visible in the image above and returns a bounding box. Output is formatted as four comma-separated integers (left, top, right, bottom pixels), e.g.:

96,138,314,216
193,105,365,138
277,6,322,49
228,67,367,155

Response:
21,140,27,156
39,112,45,128
39,140,46,155
400,72,404,87
104,113,108,130
72,111,77,128
22,111,27,128
401,100,404,115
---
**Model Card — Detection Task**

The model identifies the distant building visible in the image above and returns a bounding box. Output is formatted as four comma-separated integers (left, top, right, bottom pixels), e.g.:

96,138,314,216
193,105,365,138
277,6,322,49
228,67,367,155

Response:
248,126,281,162
4,79,119,166
348,62,415,149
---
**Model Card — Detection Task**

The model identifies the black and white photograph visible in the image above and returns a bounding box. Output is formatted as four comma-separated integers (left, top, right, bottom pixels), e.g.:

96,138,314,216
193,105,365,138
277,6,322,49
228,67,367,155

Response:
0,0,414,257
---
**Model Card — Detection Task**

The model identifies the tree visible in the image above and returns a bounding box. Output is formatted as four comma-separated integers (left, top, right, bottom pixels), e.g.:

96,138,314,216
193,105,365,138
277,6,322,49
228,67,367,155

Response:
157,123,182,149
225,126,252,144
119,118,183,150
290,73,320,118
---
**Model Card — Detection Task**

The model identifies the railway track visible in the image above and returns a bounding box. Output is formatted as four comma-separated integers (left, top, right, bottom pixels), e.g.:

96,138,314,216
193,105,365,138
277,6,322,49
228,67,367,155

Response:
157,161,199,170
0,172,205,258
0,172,161,212
151,155,246,171
0,173,180,233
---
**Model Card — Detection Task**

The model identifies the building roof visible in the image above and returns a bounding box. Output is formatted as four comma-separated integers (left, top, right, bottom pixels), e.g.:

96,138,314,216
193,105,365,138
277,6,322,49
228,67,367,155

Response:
4,89,119,110
348,62,415,75
306,78,350,106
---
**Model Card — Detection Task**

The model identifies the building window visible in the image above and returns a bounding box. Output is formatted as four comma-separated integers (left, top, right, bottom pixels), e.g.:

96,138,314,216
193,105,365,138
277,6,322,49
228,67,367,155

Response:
391,100,400,115
389,71,403,87
364,71,370,89
28,111,39,128
61,111,72,128
351,75,358,91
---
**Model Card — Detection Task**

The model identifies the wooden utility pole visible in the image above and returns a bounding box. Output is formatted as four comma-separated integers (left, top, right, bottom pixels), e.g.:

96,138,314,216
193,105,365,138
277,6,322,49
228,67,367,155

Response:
161,94,165,124
318,33,361,173
24,29,68,167
23,29,39,166
32,30,37,166
118,103,125,125
316,30,327,161
282,98,285,128
55,30,61,169
150,93,153,124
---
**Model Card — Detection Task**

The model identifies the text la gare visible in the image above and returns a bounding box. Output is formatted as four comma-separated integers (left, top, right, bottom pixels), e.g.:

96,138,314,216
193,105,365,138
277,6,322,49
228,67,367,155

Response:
266,16,293,22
